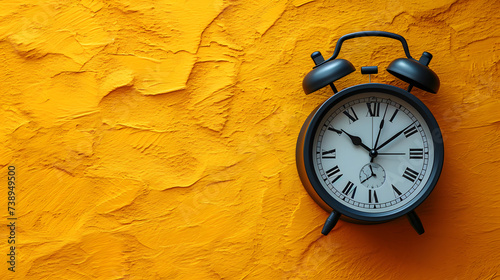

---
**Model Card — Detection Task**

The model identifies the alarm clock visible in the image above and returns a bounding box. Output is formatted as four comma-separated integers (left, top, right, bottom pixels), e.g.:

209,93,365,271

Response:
296,31,444,235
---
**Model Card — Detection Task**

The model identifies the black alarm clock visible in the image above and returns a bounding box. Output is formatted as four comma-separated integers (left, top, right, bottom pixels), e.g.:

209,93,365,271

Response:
296,31,444,235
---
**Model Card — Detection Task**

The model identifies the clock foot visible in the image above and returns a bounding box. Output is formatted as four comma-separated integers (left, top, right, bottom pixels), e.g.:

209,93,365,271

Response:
407,210,425,235
321,210,341,235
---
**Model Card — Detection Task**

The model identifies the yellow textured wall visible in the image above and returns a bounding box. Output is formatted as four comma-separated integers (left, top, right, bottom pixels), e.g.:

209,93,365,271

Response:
1,0,499,279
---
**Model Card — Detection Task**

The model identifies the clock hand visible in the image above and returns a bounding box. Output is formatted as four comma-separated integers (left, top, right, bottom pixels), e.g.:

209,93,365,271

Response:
376,121,416,151
369,164,376,177
360,176,372,184
371,104,389,163
340,129,371,152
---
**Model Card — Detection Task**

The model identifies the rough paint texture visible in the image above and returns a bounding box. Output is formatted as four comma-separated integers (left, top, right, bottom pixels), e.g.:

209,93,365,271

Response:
0,0,499,279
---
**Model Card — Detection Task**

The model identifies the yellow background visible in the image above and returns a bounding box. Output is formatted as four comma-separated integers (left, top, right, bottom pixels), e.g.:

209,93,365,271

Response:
1,0,499,279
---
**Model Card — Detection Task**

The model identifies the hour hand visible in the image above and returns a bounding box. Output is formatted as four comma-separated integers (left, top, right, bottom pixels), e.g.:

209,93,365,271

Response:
341,129,371,152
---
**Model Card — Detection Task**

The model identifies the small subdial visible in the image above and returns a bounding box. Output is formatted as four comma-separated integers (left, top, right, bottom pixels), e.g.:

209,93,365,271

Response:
359,163,386,189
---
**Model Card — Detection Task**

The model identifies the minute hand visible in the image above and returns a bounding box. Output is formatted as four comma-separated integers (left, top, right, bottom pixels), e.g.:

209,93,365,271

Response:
376,122,416,150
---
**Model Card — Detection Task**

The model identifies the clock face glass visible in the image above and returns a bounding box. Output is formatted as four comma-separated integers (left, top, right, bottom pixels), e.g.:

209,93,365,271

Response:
312,91,435,213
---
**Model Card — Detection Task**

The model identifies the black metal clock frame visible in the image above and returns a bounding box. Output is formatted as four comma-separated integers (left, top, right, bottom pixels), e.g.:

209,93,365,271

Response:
296,84,444,226
296,31,444,235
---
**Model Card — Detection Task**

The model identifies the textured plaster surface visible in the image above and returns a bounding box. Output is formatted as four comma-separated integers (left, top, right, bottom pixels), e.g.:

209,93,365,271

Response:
0,0,499,279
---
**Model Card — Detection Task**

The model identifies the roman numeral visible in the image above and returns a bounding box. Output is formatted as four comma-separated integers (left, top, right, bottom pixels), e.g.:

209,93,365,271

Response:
392,184,402,197
366,102,380,117
409,148,424,159
389,109,399,122
342,181,357,199
404,125,418,138
326,165,343,183
402,167,419,182
368,189,378,203
322,149,336,159
343,108,359,123
327,126,342,135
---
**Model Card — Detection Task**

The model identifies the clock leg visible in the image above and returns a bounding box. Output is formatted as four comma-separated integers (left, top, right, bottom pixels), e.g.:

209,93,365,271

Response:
407,210,425,235
321,210,341,235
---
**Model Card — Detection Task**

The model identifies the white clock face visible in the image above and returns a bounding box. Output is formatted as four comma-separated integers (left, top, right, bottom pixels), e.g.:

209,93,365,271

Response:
313,91,435,213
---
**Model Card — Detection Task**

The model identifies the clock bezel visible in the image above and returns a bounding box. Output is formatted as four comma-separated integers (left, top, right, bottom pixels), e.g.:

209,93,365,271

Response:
298,83,444,222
